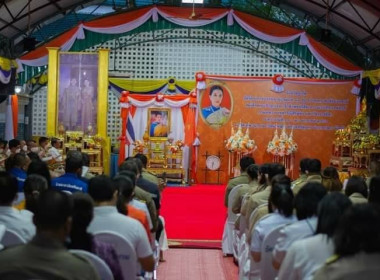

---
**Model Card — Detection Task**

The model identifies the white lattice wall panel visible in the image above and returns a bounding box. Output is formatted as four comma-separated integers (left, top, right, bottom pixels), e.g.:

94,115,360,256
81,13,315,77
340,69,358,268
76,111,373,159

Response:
34,28,327,141
32,86,47,136
107,91,121,145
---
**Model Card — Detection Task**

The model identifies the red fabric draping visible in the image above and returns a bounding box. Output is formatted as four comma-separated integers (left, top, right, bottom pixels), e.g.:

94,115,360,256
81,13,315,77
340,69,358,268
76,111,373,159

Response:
11,95,18,137
118,91,129,165
18,6,362,77
307,36,362,72
85,7,152,28
22,26,80,60
233,10,303,37
158,6,228,19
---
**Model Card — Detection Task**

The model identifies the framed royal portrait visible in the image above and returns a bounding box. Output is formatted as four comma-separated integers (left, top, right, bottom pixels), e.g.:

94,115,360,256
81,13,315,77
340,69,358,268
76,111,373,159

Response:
57,52,99,132
46,48,110,174
148,108,171,140
199,82,233,128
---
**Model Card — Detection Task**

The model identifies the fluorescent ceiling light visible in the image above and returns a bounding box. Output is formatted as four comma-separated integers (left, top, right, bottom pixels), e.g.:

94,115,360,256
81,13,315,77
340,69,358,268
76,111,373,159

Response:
182,0,204,4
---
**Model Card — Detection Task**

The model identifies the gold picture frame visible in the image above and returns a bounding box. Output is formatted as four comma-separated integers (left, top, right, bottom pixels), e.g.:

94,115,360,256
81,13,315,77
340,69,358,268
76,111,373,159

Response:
46,48,111,174
148,108,171,140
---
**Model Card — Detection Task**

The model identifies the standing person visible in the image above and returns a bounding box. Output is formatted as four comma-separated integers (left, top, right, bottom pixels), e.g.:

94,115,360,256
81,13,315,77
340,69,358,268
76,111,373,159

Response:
224,156,255,207
62,77,81,130
81,78,95,130
0,190,100,280
201,85,230,126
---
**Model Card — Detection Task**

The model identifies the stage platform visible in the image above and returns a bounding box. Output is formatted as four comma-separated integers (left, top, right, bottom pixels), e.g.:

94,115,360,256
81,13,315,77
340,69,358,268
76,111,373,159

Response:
160,184,226,248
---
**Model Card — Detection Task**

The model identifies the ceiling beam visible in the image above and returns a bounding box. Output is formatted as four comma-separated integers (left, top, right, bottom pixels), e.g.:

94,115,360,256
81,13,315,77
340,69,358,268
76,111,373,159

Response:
284,0,380,44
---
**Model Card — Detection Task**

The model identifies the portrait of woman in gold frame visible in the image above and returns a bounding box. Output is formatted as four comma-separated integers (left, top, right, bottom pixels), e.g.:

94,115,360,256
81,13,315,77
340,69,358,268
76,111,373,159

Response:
148,108,171,140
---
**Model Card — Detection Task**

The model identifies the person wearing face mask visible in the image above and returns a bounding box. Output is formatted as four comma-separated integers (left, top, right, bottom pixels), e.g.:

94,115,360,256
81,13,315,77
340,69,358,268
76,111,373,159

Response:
8,139,21,156
48,138,63,162
20,140,27,154
27,139,39,153
38,137,53,162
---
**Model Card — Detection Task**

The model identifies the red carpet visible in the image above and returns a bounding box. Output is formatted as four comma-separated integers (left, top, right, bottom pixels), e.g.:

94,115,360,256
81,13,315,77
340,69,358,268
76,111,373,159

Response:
160,184,226,244
157,249,238,280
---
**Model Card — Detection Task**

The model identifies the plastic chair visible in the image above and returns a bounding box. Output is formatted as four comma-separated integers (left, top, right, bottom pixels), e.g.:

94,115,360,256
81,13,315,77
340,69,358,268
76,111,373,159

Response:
222,184,244,255
93,231,137,280
260,225,285,280
0,224,5,250
70,249,114,280
1,228,27,247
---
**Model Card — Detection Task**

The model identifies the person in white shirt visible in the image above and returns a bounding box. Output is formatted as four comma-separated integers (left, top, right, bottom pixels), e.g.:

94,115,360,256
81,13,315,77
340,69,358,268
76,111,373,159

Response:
48,138,63,162
0,172,35,241
251,174,297,263
278,192,352,280
272,182,327,269
87,175,154,272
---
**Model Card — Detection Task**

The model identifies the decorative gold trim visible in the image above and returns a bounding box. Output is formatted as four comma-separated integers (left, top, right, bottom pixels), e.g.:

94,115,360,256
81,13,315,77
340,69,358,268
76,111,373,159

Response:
46,49,110,174
46,47,60,136
97,49,110,175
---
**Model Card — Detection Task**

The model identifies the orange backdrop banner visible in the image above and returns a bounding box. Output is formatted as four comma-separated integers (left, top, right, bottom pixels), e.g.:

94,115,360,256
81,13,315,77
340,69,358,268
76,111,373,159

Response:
197,77,357,184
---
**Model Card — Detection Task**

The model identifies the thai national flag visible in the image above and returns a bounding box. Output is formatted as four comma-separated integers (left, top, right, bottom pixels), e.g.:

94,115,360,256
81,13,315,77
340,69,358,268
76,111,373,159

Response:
126,113,135,145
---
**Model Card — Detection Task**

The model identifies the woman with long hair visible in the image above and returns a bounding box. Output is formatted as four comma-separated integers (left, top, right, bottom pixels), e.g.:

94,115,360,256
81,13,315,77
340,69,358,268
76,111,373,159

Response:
250,175,296,263
321,166,342,192
68,193,123,280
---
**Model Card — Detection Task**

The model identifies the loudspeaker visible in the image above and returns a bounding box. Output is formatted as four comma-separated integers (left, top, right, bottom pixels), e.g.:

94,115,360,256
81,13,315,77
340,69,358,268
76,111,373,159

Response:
23,37,37,51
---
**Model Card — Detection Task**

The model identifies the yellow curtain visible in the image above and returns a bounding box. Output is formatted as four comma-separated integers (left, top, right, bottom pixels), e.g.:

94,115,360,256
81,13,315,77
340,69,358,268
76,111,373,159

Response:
109,77,195,93
363,69,380,85
0,56,17,71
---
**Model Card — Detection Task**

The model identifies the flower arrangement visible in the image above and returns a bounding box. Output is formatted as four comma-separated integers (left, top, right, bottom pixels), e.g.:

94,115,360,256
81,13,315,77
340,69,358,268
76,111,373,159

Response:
169,140,184,153
225,123,257,153
133,140,145,153
267,125,298,156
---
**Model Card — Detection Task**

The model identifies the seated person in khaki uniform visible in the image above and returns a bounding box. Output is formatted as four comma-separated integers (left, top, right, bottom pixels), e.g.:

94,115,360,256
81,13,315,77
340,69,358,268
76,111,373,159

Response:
242,163,285,225
232,164,259,214
291,158,309,189
224,156,255,207
292,158,322,195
